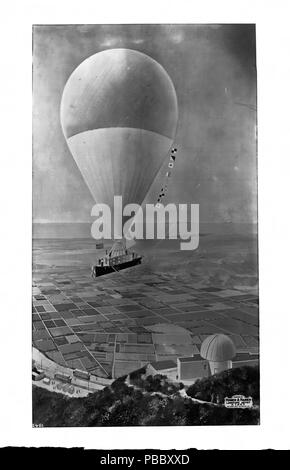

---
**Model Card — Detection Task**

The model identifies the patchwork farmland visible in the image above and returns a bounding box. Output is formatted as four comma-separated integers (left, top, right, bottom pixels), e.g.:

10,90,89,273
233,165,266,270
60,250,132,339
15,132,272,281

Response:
32,235,259,379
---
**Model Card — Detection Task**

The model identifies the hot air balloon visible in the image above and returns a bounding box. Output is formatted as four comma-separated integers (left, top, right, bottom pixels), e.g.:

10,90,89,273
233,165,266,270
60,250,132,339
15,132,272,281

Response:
61,47,178,219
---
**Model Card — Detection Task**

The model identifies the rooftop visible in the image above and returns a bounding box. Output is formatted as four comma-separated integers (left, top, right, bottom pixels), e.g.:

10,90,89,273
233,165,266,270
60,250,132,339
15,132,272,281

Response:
233,353,259,362
178,355,204,363
149,360,177,371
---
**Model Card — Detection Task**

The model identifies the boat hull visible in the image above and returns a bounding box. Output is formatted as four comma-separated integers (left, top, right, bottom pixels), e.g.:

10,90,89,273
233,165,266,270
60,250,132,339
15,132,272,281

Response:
92,256,142,278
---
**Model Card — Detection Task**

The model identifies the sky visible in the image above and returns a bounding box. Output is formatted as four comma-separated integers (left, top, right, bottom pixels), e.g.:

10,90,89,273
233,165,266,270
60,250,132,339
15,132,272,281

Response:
33,24,257,224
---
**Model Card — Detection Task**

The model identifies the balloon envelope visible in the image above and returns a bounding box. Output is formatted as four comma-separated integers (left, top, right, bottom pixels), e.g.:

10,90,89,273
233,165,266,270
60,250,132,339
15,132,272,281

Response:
60,48,178,211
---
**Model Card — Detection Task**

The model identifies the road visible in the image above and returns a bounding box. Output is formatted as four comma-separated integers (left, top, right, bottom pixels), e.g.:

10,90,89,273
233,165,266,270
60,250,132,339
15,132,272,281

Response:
32,347,113,397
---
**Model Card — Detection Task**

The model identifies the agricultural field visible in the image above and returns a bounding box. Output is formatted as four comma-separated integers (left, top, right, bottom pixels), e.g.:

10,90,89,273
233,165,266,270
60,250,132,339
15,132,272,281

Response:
32,233,259,378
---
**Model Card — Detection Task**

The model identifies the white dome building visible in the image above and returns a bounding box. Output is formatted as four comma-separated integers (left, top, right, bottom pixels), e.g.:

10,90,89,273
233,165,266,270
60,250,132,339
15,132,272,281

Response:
200,334,236,375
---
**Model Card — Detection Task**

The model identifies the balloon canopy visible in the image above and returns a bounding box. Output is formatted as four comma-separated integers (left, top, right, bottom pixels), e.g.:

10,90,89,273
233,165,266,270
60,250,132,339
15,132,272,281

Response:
60,48,178,219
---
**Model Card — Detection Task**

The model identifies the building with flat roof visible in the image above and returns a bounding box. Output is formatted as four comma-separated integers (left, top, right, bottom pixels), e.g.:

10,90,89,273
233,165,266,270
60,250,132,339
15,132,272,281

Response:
145,335,259,384
177,356,210,382
146,360,177,380
232,352,259,368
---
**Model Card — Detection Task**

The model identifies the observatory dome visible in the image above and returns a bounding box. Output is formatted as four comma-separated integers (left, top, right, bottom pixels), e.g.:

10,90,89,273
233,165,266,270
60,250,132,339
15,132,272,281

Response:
200,334,236,362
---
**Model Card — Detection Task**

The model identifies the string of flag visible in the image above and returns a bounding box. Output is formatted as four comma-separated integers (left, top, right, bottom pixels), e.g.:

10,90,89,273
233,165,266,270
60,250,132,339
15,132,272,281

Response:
156,147,177,208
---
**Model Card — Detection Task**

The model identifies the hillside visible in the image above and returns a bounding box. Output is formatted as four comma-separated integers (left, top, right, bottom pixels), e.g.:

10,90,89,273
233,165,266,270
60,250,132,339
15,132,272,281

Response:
186,365,259,405
33,365,259,426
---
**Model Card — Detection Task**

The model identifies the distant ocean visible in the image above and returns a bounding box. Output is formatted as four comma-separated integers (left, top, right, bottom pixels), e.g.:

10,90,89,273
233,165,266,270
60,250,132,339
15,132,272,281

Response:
33,222,258,239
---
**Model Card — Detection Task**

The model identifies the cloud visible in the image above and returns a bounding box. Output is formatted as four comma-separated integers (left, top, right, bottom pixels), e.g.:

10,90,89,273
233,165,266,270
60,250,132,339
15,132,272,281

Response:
99,36,144,47
99,37,121,47
132,38,144,45
170,31,185,44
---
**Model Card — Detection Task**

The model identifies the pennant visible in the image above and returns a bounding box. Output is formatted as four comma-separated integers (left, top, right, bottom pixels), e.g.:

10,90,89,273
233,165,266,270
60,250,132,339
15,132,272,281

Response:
156,147,177,205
